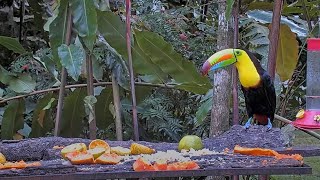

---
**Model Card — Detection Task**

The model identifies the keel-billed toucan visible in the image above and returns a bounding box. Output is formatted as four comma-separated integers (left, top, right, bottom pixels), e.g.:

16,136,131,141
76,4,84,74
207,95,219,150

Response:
201,49,276,130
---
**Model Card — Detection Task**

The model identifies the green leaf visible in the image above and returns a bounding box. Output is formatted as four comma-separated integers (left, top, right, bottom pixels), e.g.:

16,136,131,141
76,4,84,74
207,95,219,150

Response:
97,10,167,83
134,30,211,94
175,82,212,95
49,0,69,67
270,24,299,81
0,65,16,84
84,95,97,123
195,95,212,127
95,88,114,129
226,0,235,20
248,2,273,11
0,36,26,54
1,99,25,140
70,0,97,51
8,74,36,93
30,93,57,138
59,88,87,137
92,55,104,80
58,44,85,81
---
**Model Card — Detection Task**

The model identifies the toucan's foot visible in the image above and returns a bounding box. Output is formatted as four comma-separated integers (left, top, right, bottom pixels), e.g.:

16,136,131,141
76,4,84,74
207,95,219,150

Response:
244,117,253,129
266,118,272,131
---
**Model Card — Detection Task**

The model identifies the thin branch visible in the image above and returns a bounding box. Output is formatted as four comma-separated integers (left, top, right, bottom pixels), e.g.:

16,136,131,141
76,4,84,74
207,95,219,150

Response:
0,82,175,104
86,53,96,139
112,75,123,141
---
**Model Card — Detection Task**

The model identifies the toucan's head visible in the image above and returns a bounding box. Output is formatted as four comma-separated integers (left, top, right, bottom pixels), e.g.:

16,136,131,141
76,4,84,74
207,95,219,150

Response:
201,48,245,76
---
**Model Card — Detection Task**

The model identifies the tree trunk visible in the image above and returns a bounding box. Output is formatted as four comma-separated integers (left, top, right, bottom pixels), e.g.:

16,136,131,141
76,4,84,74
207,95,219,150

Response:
209,0,234,138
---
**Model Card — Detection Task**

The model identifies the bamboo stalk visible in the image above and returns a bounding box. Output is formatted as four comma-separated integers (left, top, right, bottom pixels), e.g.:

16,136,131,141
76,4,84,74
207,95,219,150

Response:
125,0,139,141
54,5,73,136
232,0,239,126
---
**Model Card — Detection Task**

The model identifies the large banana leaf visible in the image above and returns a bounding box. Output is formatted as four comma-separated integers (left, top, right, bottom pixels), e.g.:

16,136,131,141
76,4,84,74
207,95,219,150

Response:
95,88,114,129
96,10,167,83
134,30,211,94
272,24,299,81
1,99,25,140
30,93,57,137
0,36,26,54
70,0,97,51
49,0,69,67
59,88,87,137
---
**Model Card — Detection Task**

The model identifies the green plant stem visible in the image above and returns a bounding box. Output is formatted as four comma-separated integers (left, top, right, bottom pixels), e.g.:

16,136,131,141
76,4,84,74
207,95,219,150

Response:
275,114,320,140
0,82,176,104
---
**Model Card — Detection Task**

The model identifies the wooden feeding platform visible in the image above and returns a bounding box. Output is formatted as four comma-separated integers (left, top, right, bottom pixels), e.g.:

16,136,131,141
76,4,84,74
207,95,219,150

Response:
0,125,315,179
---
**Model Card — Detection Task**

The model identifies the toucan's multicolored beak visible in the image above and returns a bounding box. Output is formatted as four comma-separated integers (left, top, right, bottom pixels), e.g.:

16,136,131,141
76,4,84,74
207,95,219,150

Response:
201,49,237,76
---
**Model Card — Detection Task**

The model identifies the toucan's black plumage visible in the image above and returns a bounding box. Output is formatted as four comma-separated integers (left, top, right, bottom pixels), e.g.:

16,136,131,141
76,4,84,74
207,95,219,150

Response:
240,49,276,125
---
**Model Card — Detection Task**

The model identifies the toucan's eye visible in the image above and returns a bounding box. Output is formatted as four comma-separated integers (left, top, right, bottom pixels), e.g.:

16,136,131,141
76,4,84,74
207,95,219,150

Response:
235,51,241,56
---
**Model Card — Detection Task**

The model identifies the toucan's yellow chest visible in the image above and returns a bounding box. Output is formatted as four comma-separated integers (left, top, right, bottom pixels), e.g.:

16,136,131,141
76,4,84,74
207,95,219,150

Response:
234,55,261,88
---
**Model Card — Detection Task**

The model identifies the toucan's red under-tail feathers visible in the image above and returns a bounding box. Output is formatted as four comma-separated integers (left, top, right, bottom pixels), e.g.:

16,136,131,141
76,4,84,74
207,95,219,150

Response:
253,114,268,125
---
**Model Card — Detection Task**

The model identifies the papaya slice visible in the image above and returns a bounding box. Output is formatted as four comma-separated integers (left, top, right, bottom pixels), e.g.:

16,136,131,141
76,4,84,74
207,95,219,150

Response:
234,145,303,161
130,143,155,155
111,146,131,156
0,160,27,169
65,151,94,165
167,161,200,170
133,157,155,171
154,160,168,171
89,139,110,153
61,143,87,158
95,153,121,165
0,153,6,164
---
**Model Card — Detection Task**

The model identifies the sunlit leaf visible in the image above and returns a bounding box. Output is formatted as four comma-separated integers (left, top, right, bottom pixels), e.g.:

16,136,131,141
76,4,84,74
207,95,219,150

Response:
59,88,87,137
270,24,299,81
58,44,85,81
30,93,57,138
8,74,36,93
0,36,26,54
1,99,25,140
134,30,211,94
95,88,114,129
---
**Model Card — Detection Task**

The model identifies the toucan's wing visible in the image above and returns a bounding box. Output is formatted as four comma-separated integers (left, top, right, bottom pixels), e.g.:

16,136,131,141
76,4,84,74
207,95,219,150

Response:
261,71,276,120
241,86,254,118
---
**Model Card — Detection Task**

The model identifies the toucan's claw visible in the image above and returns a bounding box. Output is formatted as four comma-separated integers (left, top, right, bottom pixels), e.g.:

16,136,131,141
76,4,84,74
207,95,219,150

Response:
266,118,272,131
244,117,253,129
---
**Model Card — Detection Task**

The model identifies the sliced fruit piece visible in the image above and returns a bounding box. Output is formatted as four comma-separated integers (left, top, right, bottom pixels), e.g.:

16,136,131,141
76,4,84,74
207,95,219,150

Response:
26,161,41,167
89,139,110,153
275,154,303,161
95,153,121,165
234,145,279,156
0,160,27,169
60,143,87,158
66,151,94,165
154,160,168,171
178,135,204,152
296,109,305,119
133,157,155,171
87,147,106,159
111,146,131,156
167,161,200,170
0,153,6,164
130,143,155,155
183,161,200,170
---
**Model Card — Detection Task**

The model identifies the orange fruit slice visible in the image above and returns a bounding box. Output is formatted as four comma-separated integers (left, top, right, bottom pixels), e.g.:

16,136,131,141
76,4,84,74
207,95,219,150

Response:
111,146,131,156
89,139,110,153
296,109,305,119
66,151,94,165
130,143,155,155
0,153,6,164
0,160,27,169
95,153,121,165
154,160,168,171
87,147,106,159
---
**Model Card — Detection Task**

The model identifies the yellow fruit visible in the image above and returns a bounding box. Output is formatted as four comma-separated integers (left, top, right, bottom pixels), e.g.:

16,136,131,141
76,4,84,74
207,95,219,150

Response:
296,109,305,119
130,143,155,155
87,147,106,159
61,143,87,158
178,135,204,151
111,146,131,156
89,139,111,153
0,153,6,164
